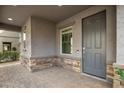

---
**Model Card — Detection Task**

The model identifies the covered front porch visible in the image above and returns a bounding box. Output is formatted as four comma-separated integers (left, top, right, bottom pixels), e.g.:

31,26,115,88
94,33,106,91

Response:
0,5,124,88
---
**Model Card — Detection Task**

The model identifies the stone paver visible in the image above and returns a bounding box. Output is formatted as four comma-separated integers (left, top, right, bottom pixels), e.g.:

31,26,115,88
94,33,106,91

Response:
0,63,111,88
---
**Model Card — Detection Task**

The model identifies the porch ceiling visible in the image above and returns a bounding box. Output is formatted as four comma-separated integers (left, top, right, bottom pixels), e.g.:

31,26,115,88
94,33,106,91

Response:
0,5,91,26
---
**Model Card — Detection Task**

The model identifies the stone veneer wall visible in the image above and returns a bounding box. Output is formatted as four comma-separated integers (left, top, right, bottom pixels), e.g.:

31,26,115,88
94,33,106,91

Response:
55,57,81,72
20,56,31,71
106,64,114,83
21,56,81,72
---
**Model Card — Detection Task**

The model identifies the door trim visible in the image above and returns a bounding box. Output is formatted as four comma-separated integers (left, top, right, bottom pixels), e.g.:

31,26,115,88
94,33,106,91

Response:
81,10,106,79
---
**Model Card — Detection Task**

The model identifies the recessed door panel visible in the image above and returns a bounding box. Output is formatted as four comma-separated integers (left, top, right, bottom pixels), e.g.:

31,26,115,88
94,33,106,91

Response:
82,11,106,78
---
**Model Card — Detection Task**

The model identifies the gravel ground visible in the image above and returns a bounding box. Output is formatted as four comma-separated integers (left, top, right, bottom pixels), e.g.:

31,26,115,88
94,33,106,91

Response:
0,63,111,88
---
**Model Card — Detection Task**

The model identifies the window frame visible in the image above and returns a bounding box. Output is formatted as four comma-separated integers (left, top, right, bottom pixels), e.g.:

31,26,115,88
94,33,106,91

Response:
60,26,73,55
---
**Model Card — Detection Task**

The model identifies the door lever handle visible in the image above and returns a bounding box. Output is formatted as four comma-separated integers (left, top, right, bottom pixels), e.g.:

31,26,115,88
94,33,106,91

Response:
83,47,85,50
83,47,85,54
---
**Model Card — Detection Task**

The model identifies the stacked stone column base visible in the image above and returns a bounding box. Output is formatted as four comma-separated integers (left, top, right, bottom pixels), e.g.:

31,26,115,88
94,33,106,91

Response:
113,63,124,88
21,56,81,72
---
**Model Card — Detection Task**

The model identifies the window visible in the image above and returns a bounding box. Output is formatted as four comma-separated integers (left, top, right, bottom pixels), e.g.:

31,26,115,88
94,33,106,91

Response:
61,27,73,54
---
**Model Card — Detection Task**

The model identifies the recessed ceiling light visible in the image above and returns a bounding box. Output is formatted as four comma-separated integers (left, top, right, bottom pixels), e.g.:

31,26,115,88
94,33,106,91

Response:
0,30,4,33
8,18,13,21
58,5,62,6
12,5,17,6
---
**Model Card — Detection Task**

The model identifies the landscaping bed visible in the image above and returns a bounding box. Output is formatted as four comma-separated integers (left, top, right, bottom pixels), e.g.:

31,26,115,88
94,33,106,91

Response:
0,51,19,63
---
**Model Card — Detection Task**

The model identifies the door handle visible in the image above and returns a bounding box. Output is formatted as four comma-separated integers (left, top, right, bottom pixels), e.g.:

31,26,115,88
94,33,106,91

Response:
83,47,85,50
83,47,85,54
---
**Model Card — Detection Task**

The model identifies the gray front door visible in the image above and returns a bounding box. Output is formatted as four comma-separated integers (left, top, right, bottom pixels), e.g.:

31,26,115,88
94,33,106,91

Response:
82,11,106,78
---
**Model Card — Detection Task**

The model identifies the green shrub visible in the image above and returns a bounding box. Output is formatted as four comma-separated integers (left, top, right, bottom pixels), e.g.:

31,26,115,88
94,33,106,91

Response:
115,67,124,80
0,51,20,62
12,47,17,51
0,52,2,60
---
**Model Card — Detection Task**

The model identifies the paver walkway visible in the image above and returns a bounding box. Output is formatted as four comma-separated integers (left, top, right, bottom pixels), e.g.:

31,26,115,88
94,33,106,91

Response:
0,63,111,88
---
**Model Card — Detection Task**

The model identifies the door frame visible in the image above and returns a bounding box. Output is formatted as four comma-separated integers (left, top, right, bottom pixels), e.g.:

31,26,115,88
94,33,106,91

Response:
81,10,107,79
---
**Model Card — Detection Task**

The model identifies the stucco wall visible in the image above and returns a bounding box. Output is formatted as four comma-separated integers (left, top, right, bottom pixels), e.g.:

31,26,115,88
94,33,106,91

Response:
117,6,124,65
0,30,20,52
21,16,56,58
31,16,56,57
56,5,116,64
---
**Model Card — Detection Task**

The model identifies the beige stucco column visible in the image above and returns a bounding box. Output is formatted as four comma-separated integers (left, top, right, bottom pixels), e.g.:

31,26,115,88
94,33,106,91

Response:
116,6,124,66
113,5,124,88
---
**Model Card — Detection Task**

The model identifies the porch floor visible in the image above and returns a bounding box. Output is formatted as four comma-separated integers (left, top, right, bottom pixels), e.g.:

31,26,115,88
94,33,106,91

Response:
0,63,111,88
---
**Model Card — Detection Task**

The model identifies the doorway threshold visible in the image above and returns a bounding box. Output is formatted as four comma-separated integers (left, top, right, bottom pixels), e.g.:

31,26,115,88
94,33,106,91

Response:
80,72,112,84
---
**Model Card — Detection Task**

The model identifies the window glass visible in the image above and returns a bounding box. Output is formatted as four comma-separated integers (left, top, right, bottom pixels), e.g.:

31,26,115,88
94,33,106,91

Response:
61,28,72,54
